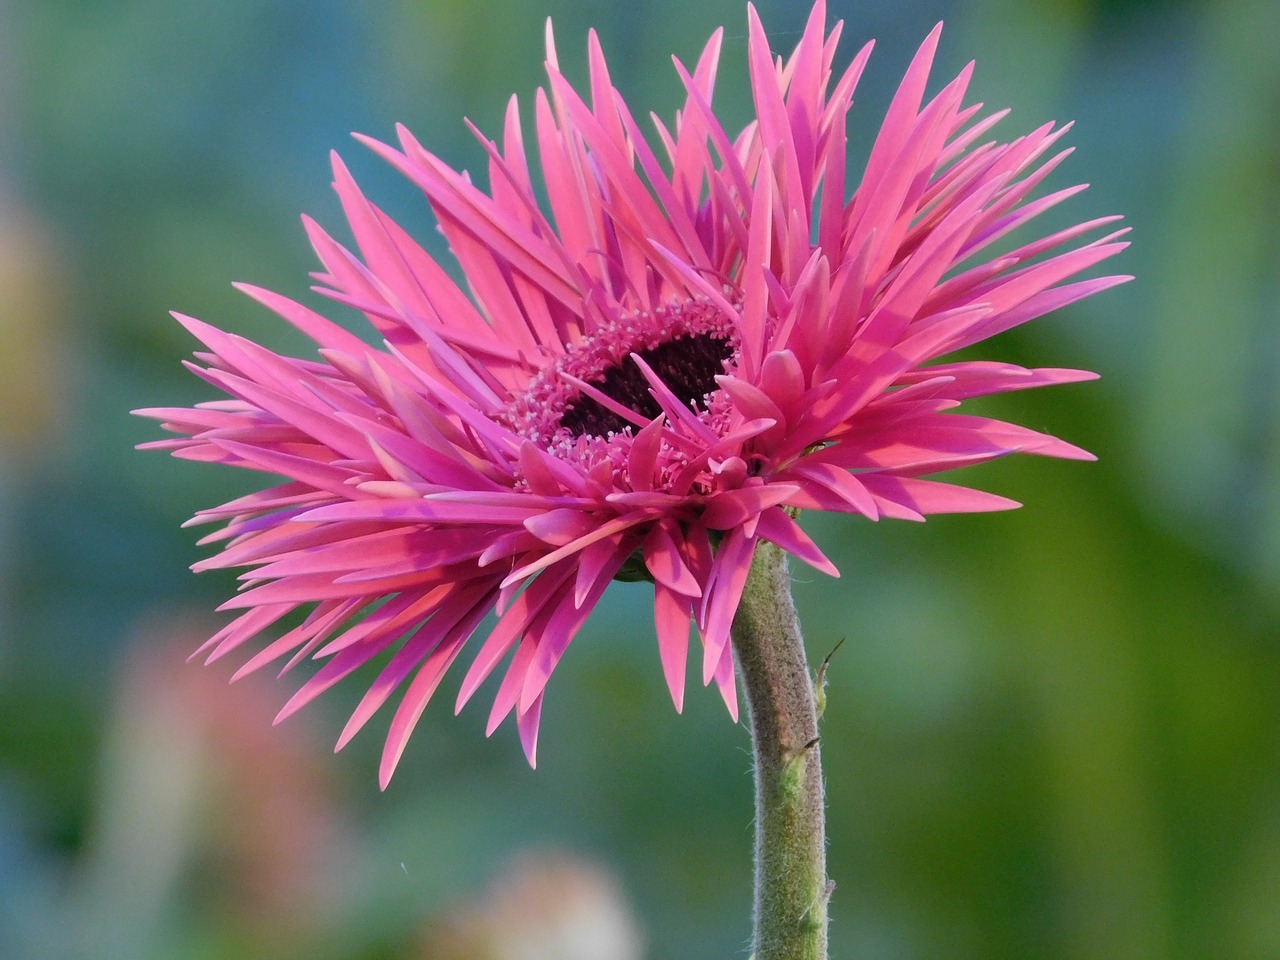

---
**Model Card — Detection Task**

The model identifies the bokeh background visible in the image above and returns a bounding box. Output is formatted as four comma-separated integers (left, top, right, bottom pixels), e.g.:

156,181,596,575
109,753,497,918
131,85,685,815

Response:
1,0,1277,957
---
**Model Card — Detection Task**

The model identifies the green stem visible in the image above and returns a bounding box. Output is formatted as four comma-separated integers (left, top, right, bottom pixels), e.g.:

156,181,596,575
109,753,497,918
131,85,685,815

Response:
731,539,829,960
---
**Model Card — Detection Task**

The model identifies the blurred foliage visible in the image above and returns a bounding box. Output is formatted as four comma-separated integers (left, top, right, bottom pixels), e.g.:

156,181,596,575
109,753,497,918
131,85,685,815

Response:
1,0,1278,958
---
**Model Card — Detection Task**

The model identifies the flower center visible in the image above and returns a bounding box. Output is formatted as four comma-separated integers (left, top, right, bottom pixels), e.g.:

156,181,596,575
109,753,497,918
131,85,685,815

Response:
502,297,740,454
559,332,734,438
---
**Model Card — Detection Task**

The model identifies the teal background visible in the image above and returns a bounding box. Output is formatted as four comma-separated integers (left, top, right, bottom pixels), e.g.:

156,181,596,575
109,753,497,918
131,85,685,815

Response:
1,0,1278,957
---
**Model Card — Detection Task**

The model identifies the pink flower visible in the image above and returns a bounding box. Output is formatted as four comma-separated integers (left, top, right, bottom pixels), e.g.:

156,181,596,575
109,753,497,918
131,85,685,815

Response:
137,2,1128,787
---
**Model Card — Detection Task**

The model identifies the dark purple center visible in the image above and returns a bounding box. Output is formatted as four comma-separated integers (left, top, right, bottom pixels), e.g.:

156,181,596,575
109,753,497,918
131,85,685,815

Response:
559,333,733,437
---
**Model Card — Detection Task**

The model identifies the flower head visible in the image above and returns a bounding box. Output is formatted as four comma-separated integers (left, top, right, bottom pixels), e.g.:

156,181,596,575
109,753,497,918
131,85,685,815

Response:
137,2,1128,787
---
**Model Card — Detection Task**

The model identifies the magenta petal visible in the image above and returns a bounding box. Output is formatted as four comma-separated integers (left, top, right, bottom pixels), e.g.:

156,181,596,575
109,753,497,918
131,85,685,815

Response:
782,461,880,520
654,584,692,712
626,417,666,492
456,564,575,711
755,507,839,577
644,521,702,597
759,351,807,414
711,638,739,722
520,542,625,712
376,631,470,789
196,603,295,663
486,634,539,738
517,693,544,768
524,508,598,546
716,374,786,427
861,474,1021,515
699,528,755,685
501,514,649,587
205,438,366,500
702,484,801,531
345,585,495,769
296,499,540,527
231,599,360,680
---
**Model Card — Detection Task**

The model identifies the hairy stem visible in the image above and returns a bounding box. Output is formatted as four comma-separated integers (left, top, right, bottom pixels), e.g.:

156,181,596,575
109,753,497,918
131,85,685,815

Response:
732,539,829,960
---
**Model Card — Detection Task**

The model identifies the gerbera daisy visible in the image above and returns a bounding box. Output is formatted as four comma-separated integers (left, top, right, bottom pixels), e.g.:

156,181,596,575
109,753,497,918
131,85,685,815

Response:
137,1,1127,790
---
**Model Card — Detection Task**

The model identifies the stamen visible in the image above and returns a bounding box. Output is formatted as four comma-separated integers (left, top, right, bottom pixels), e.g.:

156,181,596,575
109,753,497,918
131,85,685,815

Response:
501,297,741,455
561,333,733,437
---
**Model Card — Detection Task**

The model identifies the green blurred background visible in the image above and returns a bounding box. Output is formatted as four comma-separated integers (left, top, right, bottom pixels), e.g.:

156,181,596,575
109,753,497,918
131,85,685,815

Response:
1,0,1277,957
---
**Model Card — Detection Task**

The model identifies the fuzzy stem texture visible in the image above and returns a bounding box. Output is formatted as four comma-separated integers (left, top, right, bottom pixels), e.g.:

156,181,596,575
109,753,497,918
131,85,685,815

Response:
731,539,829,960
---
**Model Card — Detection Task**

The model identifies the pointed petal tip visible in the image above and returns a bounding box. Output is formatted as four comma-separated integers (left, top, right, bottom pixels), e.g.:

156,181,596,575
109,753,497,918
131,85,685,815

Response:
1047,439,1097,461
350,131,382,152
722,686,740,723
379,731,415,789
484,710,503,738
1054,367,1102,383
519,710,541,768
334,722,360,754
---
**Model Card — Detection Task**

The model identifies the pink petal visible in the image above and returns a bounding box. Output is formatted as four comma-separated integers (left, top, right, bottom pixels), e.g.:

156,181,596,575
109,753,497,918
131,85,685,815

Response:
644,520,702,597
654,583,692,712
860,474,1021,515
755,506,839,577
517,692,544,768
702,483,801,531
699,527,755,686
